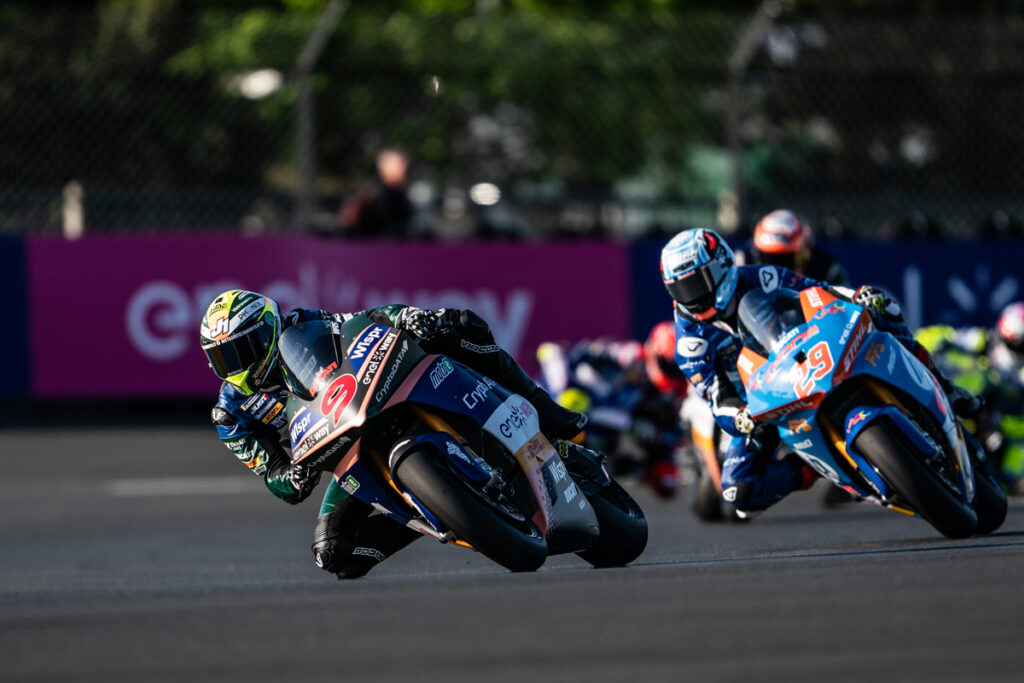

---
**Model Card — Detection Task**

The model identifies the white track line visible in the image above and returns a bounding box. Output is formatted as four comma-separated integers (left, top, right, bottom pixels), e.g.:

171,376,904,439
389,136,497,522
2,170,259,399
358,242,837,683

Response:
107,477,254,497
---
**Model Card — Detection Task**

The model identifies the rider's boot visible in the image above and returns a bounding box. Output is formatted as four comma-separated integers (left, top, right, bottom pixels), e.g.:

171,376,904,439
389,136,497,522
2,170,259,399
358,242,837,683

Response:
312,498,421,580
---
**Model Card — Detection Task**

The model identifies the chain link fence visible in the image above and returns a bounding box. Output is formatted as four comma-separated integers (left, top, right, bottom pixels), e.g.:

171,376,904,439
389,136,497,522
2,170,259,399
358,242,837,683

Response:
1,4,1023,239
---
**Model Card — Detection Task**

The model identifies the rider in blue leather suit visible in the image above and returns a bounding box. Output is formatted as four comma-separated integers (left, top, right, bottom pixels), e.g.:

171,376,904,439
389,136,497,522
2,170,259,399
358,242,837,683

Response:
661,228,980,514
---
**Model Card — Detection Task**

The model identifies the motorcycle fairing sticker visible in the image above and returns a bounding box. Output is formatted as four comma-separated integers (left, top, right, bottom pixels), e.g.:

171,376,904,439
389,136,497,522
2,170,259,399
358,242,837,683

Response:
346,324,391,375
484,395,541,454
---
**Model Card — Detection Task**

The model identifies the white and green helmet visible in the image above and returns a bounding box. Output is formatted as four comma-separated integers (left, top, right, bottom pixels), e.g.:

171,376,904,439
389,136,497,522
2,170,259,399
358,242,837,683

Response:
200,289,282,395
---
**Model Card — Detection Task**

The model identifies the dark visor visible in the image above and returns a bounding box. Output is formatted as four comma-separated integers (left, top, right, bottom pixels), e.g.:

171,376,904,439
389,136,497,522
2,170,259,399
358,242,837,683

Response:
205,321,274,379
756,250,800,270
666,265,718,314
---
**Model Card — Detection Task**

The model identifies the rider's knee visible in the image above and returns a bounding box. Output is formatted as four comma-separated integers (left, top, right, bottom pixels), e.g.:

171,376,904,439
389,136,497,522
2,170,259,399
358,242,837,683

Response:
721,479,759,511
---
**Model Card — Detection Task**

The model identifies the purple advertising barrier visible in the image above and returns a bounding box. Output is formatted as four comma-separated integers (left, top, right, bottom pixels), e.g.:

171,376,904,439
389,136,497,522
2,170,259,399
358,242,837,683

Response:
27,235,630,398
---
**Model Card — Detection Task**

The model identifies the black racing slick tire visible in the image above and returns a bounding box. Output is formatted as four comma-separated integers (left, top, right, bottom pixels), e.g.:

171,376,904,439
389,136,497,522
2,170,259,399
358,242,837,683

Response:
394,447,548,572
853,422,978,539
576,479,648,568
972,466,1008,535
692,471,725,522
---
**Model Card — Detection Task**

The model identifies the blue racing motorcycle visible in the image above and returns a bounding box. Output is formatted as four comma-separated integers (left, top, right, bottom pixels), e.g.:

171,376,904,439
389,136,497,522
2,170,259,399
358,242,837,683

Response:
735,286,1007,538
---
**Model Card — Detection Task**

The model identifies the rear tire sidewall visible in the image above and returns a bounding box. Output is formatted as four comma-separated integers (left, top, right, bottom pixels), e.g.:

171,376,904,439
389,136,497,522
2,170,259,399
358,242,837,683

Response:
972,466,1008,535
576,479,648,568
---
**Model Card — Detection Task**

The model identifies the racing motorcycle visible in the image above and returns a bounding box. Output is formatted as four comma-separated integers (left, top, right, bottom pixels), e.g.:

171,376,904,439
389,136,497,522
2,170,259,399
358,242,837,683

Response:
277,316,648,572
680,393,746,522
735,286,1007,539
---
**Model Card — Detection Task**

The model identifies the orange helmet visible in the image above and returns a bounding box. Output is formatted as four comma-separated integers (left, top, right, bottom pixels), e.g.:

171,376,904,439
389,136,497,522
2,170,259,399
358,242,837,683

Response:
644,321,688,395
753,209,812,272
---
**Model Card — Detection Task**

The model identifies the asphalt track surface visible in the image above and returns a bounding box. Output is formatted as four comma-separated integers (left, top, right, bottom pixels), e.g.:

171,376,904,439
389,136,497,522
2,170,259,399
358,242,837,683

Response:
2,427,1023,682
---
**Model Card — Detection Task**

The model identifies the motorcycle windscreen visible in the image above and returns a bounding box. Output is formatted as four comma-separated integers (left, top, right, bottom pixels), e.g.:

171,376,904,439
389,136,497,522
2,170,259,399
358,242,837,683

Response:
737,287,805,356
279,320,345,400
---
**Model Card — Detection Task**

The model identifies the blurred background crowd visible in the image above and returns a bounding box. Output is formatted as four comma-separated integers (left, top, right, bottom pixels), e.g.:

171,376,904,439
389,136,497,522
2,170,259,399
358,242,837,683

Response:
5,0,1024,242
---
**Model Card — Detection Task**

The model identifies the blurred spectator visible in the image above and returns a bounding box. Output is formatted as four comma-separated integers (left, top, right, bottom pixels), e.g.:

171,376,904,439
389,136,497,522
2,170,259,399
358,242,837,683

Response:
339,149,414,237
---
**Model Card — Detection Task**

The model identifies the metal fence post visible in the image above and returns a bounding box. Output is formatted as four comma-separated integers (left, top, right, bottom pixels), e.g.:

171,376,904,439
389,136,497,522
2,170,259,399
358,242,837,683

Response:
727,0,780,227
294,0,349,232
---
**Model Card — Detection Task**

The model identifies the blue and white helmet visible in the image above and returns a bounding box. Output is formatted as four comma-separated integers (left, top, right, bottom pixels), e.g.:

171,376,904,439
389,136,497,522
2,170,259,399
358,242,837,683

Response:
660,228,738,321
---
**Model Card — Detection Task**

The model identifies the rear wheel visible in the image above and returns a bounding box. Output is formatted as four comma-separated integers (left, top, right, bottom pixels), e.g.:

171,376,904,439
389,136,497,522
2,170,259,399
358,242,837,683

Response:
576,479,648,568
394,447,548,572
972,465,1008,535
692,471,725,522
854,421,977,539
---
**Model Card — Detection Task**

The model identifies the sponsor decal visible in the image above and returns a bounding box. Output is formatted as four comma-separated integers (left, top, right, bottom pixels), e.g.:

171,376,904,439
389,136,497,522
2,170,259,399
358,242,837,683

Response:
498,399,537,439
320,374,358,427
341,475,360,494
462,376,497,410
289,408,315,444
793,438,813,449
756,394,821,421
374,340,410,403
788,418,812,434
759,267,779,292
310,362,338,396
846,410,870,432
484,396,541,454
838,312,860,346
349,324,386,363
864,342,884,367
887,347,897,374
352,546,385,562
806,287,823,309
459,339,500,354
429,357,455,389
360,331,397,386
306,436,353,467
676,337,708,358
261,402,284,425
445,439,474,466
125,273,537,367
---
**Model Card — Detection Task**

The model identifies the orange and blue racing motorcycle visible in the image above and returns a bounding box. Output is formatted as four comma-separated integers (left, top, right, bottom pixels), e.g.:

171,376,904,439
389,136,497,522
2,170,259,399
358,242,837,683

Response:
735,286,1007,538
278,316,648,572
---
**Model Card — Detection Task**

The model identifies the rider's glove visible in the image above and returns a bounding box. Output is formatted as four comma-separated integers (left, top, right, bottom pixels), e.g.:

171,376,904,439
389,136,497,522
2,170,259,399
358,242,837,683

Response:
734,406,756,435
853,285,903,321
289,464,321,495
396,307,440,339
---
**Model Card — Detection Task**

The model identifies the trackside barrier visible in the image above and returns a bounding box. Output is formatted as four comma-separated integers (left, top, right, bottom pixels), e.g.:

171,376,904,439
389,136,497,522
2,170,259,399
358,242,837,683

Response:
24,236,631,398
0,235,28,397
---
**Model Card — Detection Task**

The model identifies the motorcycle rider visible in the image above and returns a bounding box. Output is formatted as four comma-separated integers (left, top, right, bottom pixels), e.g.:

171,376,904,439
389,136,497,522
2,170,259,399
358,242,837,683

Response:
916,301,1024,493
536,321,689,499
200,289,587,579
661,228,982,514
737,209,850,287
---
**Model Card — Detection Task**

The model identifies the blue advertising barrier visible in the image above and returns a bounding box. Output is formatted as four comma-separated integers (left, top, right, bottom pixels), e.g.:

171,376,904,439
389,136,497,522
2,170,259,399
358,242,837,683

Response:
0,235,28,397
631,237,1024,341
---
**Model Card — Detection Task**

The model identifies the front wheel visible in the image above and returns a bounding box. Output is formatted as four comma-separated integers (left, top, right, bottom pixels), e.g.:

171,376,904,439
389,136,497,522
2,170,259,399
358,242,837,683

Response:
854,421,978,539
576,479,648,568
394,447,548,572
